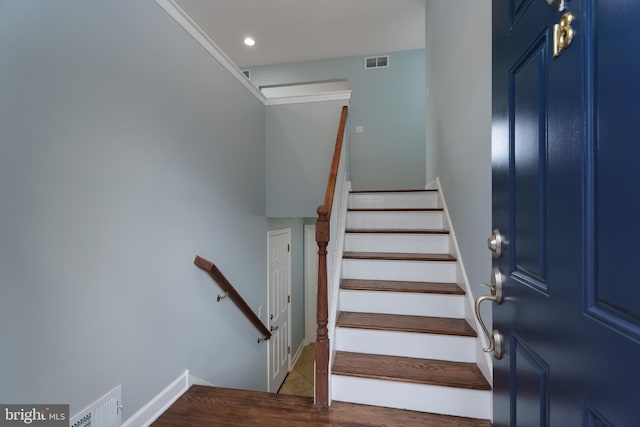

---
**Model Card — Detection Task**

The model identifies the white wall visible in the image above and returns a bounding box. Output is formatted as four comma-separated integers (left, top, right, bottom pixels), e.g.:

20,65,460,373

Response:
425,0,493,322
266,100,349,217
251,50,426,191
0,0,268,419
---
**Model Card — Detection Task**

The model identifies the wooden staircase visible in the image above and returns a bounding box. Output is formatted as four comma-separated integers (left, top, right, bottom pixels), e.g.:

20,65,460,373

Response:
153,187,493,426
330,189,492,420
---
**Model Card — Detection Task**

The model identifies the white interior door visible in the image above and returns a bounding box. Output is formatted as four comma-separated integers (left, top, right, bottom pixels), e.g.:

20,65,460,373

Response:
304,224,318,344
268,228,291,392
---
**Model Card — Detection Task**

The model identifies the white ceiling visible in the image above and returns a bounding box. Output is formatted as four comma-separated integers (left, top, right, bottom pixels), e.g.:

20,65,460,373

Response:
175,0,426,68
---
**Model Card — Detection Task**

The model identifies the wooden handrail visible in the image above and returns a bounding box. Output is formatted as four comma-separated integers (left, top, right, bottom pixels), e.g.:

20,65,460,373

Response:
315,105,348,409
321,105,349,214
194,255,271,342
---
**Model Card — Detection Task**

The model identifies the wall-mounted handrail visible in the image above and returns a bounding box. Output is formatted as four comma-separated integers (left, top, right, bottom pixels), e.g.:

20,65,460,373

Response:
315,105,348,409
194,255,271,343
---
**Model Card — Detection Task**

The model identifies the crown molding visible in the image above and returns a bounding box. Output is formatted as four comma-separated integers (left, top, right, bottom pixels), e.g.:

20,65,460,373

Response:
265,91,352,106
155,0,266,104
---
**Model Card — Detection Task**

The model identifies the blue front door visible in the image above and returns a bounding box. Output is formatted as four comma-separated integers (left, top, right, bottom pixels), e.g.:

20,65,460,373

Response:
492,0,640,425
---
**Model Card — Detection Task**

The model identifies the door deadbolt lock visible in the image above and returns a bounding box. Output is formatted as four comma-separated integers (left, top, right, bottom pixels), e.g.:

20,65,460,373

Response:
487,228,503,259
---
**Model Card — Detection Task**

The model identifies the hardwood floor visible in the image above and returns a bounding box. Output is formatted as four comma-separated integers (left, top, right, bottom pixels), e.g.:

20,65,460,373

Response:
152,385,492,426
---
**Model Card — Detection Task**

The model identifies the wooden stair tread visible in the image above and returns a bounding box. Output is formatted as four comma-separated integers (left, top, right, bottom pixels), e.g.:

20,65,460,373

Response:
152,385,491,426
333,352,491,391
348,207,443,212
343,251,457,262
341,279,465,295
346,228,450,234
337,311,476,336
350,189,437,193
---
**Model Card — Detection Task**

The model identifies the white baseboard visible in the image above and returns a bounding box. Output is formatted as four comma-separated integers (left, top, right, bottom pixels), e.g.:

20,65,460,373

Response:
289,341,305,370
434,177,493,385
121,370,190,427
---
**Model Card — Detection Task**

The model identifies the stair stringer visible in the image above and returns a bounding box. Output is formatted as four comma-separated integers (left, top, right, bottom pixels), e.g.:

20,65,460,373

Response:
326,180,351,406
431,177,493,389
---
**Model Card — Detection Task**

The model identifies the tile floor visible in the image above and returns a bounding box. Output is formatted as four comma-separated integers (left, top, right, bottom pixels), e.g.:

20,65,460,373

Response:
278,343,315,397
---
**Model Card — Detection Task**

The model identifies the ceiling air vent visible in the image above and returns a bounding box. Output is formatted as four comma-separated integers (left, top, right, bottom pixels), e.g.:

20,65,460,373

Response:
365,55,389,69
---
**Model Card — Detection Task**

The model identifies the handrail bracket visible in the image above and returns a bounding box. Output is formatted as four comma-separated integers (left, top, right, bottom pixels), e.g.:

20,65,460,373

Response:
194,255,271,343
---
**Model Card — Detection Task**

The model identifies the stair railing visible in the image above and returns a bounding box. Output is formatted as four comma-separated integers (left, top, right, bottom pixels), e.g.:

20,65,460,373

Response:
315,105,349,409
194,255,271,343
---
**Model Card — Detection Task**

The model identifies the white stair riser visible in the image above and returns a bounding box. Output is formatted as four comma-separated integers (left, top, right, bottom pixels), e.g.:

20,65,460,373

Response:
342,259,457,283
346,211,444,230
349,192,438,209
339,290,464,318
335,328,476,363
344,233,450,254
331,376,491,419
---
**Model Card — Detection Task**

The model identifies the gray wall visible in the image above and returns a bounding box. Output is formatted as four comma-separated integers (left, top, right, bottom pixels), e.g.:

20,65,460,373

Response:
267,218,306,356
250,50,426,191
266,100,349,217
425,1,492,320
0,1,268,419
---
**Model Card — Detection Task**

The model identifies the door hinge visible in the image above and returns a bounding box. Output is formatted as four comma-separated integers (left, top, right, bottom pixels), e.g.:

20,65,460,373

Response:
288,346,291,354
288,295,291,303
287,244,290,252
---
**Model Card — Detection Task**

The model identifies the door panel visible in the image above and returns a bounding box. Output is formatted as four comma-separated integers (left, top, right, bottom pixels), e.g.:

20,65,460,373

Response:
512,336,549,427
581,1,640,424
268,229,291,392
511,0,533,25
493,0,640,426
495,2,563,424
511,33,548,290
586,0,640,342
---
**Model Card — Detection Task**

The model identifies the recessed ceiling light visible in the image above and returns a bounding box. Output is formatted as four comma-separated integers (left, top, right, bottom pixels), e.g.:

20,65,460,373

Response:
244,37,256,47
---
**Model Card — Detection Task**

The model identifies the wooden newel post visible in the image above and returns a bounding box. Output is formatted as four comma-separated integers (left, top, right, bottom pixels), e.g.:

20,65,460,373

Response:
313,105,347,410
315,205,330,409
